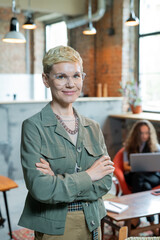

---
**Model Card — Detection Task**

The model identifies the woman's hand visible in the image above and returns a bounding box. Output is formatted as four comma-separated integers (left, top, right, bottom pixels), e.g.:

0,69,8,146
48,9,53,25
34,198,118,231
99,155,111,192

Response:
123,162,131,172
35,158,54,176
85,155,114,181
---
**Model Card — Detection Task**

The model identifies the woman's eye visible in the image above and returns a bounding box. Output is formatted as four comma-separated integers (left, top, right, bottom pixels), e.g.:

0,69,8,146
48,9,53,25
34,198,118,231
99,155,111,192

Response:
56,75,65,80
74,74,80,79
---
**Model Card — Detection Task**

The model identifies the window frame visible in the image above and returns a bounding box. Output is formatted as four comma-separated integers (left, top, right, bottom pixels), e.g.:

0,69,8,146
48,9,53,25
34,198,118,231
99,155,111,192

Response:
138,0,160,113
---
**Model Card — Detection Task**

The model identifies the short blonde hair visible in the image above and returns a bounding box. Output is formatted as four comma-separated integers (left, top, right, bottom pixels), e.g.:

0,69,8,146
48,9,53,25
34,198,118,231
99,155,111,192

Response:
42,45,83,74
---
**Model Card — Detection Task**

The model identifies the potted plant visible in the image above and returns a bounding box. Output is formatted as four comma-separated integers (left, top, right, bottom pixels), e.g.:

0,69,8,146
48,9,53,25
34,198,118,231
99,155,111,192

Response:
119,79,142,114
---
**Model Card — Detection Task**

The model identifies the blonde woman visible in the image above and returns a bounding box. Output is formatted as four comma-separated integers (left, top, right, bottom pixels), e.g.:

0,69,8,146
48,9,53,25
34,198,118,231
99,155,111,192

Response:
19,46,114,240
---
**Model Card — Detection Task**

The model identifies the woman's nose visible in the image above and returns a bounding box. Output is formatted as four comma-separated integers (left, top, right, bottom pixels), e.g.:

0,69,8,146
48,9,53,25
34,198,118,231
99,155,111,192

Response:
66,77,75,87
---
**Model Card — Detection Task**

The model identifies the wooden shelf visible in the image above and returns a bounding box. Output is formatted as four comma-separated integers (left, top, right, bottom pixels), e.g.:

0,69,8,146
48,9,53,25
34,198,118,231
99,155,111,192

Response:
109,112,160,122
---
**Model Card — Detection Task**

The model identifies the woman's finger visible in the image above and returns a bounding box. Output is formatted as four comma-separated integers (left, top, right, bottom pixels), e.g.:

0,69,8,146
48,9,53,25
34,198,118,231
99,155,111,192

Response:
104,160,114,166
36,167,55,176
106,168,115,174
36,168,48,174
105,165,115,170
40,158,49,165
36,162,49,169
100,155,111,161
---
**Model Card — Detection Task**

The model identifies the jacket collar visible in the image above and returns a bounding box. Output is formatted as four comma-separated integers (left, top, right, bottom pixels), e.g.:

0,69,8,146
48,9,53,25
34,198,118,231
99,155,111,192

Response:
41,102,57,126
41,102,91,128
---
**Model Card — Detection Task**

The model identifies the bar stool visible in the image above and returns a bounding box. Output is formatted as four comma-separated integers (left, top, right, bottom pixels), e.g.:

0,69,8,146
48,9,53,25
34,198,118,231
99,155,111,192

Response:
0,176,18,239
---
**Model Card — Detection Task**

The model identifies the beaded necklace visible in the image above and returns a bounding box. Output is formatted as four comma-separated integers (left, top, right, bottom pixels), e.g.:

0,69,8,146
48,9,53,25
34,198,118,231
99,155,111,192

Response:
55,112,79,135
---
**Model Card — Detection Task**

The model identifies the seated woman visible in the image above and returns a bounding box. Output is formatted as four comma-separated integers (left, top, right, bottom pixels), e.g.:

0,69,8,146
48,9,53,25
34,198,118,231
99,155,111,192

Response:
123,120,160,231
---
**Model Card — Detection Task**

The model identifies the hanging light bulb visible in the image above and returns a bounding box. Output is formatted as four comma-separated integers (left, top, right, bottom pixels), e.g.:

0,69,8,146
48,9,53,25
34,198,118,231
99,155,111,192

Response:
125,0,139,26
125,11,139,26
22,14,37,30
22,0,36,30
83,21,96,35
83,0,96,35
2,0,26,44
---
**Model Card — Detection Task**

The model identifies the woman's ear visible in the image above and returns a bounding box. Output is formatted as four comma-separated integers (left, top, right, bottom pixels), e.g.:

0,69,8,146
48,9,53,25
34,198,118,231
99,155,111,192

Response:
42,73,50,88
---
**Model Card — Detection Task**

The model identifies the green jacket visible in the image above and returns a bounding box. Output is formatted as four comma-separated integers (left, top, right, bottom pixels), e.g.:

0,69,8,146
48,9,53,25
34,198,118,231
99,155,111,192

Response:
18,102,112,235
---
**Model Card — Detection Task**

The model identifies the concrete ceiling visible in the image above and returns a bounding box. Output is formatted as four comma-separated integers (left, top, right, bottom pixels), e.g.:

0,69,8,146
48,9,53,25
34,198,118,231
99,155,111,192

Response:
0,0,86,16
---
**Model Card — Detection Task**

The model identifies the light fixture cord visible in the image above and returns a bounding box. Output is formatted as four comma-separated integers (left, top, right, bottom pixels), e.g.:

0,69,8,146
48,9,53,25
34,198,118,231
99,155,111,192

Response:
88,0,93,24
27,0,32,17
28,0,31,12
130,0,134,12
110,0,114,28
12,0,16,16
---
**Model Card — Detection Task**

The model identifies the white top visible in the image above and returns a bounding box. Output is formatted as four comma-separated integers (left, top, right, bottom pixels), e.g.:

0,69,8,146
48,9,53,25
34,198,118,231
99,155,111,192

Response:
59,115,78,146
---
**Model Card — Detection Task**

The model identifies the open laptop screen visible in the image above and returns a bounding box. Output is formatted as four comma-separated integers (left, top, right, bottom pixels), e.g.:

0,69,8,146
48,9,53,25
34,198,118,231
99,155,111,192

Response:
130,152,160,172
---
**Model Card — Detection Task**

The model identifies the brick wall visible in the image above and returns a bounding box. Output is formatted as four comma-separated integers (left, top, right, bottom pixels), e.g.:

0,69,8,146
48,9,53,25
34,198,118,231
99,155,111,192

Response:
69,0,139,97
70,0,125,97
0,0,138,97
0,7,26,73
69,25,96,96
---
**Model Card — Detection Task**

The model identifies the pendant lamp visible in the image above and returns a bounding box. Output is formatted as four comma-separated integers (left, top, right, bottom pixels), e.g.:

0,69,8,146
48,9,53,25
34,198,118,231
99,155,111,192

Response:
2,0,26,43
22,15,37,30
125,0,139,26
22,0,37,30
83,0,96,35
2,17,26,43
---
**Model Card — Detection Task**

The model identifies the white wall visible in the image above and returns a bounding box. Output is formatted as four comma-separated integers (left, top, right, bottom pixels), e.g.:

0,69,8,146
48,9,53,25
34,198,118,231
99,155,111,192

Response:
0,74,51,101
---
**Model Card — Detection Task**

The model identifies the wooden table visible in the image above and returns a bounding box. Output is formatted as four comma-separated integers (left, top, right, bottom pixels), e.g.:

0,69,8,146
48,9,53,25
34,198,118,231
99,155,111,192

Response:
101,190,160,239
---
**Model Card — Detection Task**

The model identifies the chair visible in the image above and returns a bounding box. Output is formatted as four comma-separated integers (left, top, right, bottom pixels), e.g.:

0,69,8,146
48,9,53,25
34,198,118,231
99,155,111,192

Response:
113,147,160,195
119,226,160,240
126,238,160,240
113,147,132,195
0,176,18,239
119,226,128,240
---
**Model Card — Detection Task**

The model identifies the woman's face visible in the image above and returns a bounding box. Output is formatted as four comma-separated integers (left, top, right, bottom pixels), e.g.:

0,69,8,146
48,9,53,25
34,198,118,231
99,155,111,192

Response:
43,62,83,106
140,125,150,143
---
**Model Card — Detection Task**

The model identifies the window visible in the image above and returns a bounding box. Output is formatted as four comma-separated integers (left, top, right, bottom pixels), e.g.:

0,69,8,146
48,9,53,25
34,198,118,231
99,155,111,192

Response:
139,0,160,112
45,21,68,51
45,21,68,99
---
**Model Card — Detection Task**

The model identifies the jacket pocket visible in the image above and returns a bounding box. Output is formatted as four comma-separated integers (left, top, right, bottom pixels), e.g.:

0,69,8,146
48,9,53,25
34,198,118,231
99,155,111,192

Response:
40,144,74,174
83,144,104,169
40,144,66,160
84,144,104,157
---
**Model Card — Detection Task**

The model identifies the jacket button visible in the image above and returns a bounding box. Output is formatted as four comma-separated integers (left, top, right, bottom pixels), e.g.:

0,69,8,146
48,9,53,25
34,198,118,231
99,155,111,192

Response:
77,147,82,152
90,220,95,226
85,202,89,207
78,191,82,196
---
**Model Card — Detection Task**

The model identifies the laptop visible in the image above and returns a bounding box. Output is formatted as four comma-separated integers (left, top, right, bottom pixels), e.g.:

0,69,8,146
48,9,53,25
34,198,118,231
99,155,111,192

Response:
130,152,160,172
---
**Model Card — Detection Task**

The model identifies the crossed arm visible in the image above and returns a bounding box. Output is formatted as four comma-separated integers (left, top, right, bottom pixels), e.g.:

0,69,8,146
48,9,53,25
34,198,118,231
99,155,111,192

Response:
36,155,114,182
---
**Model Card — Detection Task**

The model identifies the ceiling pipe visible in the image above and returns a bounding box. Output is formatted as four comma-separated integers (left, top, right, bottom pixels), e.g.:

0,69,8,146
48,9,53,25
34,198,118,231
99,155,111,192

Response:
67,0,107,29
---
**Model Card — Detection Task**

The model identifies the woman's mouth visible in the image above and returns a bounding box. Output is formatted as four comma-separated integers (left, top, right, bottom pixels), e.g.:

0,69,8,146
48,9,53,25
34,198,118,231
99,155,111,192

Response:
62,91,76,95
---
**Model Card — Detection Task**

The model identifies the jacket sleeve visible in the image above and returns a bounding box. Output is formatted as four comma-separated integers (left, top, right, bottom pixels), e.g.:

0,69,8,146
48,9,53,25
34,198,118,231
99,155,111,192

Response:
75,124,113,201
21,119,93,204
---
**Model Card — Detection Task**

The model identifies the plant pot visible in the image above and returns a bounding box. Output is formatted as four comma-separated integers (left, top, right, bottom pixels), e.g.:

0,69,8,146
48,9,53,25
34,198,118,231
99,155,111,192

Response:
130,105,142,114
